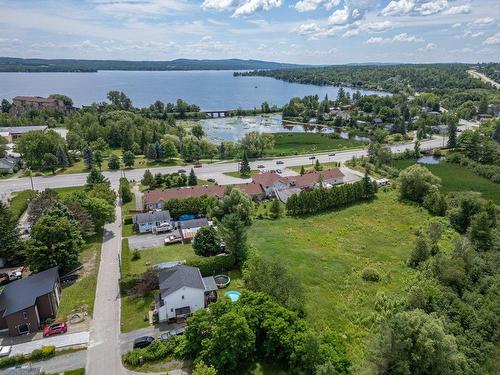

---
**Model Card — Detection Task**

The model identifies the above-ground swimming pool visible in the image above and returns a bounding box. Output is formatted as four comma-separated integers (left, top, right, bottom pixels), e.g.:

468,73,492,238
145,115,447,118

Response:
177,214,197,221
224,291,241,302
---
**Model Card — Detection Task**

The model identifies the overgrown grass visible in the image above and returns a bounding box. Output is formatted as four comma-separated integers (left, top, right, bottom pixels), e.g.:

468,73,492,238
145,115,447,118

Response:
53,186,85,198
57,228,103,320
8,190,36,220
266,133,365,156
63,369,85,375
392,160,500,204
248,190,454,365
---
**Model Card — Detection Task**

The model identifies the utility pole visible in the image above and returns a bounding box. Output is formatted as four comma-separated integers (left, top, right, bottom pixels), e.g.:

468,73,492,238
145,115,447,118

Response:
28,169,34,190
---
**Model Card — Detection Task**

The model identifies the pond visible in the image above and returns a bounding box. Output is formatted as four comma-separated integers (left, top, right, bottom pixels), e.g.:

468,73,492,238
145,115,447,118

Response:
200,113,371,143
417,155,446,165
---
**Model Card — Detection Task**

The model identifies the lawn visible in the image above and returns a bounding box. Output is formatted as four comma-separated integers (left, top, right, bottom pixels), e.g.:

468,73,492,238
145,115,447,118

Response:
289,161,341,173
266,133,365,156
223,170,260,179
57,228,103,320
60,157,184,175
392,160,500,204
248,190,454,364
8,190,36,220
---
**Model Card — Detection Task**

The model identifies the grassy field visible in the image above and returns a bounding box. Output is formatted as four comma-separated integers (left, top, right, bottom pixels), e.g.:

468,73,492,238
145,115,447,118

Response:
392,160,500,204
223,170,260,179
248,190,455,364
57,228,103,320
8,190,36,220
289,161,341,173
266,133,365,156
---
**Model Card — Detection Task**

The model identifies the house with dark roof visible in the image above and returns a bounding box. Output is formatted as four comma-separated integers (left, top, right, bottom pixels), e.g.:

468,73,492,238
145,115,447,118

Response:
132,210,172,233
178,218,210,243
0,267,61,336
155,265,217,322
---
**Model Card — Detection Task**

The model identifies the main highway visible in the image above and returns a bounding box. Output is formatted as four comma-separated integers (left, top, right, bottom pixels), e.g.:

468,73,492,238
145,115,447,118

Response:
0,135,448,197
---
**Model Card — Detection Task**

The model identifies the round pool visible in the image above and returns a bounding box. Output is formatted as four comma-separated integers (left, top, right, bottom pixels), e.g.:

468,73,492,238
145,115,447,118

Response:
224,290,241,302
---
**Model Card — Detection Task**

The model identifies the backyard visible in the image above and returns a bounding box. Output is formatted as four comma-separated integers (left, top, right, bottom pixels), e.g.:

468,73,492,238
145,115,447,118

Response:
248,190,456,365
392,160,500,204
265,133,366,156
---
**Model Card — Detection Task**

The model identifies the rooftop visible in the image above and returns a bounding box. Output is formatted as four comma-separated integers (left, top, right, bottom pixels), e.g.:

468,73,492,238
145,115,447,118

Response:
13,96,60,104
0,126,48,135
0,267,59,317
132,210,171,225
158,265,206,297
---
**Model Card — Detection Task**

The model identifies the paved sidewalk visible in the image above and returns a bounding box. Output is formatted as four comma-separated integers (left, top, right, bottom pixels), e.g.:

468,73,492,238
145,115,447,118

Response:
10,332,89,356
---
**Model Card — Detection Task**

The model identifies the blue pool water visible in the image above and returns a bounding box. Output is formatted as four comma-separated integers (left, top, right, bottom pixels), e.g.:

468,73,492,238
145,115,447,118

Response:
178,214,196,221
224,291,241,302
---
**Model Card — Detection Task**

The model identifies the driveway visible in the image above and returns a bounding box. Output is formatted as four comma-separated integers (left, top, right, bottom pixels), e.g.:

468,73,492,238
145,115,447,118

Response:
128,231,181,250
119,322,186,354
8,331,89,356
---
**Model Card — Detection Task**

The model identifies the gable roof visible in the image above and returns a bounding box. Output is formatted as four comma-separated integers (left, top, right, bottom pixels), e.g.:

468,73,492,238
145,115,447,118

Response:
288,169,344,188
158,265,205,297
252,172,289,188
0,126,48,135
179,218,209,229
0,267,59,317
132,210,171,224
13,96,60,104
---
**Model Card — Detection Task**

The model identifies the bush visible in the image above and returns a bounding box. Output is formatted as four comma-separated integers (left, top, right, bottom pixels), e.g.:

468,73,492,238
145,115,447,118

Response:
124,216,133,225
0,346,56,368
361,267,381,282
187,253,235,276
123,336,185,366
131,249,141,261
119,275,141,295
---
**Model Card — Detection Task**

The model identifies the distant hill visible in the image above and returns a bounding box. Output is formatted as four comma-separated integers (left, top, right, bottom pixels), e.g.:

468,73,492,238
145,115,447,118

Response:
0,57,309,72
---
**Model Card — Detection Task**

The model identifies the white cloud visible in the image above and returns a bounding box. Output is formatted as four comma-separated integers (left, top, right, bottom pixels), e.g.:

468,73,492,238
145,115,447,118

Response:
418,0,448,16
418,42,436,51
343,28,360,37
473,17,495,25
363,20,393,32
202,0,283,16
366,32,424,44
483,32,500,45
443,4,471,15
294,22,322,35
451,23,461,28
380,0,415,16
380,0,470,17
93,0,192,16
328,6,350,25
294,0,340,12
464,30,484,38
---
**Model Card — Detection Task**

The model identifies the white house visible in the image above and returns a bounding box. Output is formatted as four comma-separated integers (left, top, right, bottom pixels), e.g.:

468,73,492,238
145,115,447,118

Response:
132,210,172,234
156,265,217,322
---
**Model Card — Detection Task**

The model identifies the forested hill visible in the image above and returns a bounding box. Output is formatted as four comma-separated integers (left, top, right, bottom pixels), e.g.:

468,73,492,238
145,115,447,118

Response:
0,57,308,72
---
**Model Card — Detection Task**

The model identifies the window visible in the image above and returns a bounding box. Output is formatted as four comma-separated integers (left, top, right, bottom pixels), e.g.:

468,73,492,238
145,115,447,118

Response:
170,308,173,312
182,295,184,299
23,312,28,319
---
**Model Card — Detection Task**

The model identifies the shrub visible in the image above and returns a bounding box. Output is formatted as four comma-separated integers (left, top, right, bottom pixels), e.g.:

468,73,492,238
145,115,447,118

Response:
361,267,381,282
187,253,236,276
131,249,141,261
119,275,140,295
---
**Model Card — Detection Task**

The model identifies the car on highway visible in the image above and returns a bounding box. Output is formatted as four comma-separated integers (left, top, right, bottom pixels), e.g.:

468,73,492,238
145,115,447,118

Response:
43,322,67,337
328,152,336,156
177,169,187,174
276,160,284,165
309,156,316,160
193,164,203,168
207,178,216,183
133,336,155,349
257,164,265,168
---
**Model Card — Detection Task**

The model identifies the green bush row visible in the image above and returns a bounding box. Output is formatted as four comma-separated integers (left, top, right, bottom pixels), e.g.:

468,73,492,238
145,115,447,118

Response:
0,345,55,368
123,336,186,367
187,253,235,277
447,152,500,183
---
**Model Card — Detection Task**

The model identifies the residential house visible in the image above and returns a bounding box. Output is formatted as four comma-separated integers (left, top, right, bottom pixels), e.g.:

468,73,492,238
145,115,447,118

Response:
155,265,217,322
0,126,48,142
252,172,291,197
0,267,61,336
10,96,68,116
178,218,210,243
0,157,17,174
132,210,172,234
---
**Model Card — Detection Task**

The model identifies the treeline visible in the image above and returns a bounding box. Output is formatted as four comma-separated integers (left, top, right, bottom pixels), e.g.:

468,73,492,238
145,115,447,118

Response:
286,175,377,215
237,64,489,94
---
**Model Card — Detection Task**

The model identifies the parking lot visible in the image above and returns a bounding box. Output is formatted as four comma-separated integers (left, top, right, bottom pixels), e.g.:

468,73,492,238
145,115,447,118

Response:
128,230,181,250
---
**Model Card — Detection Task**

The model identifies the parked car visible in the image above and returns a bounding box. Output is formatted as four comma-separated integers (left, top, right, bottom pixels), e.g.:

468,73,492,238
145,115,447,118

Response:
193,164,203,168
43,322,67,337
276,160,284,165
133,336,155,349
328,152,336,156
174,327,186,335
164,235,182,245
257,164,265,168
309,156,316,160
276,169,282,174
177,169,187,174
207,178,215,183
0,346,11,357
159,331,174,341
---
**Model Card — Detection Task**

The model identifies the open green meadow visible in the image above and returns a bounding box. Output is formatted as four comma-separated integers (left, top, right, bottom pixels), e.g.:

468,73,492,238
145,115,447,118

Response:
248,190,455,364
392,160,500,204
266,133,365,156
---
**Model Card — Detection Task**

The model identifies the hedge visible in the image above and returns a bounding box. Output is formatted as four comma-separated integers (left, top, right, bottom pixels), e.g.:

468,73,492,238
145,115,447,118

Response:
187,253,236,276
447,153,500,183
0,345,55,368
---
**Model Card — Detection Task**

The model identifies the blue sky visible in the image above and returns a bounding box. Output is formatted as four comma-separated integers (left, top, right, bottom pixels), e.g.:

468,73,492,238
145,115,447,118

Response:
0,0,499,64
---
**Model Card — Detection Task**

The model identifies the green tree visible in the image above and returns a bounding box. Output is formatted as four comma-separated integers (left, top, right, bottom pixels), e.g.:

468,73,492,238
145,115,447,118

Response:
269,199,284,219
192,362,217,375
240,131,274,158
188,168,198,186
55,146,69,168
42,153,58,173
1,99,11,113
193,226,221,256
119,178,133,204
65,191,115,228
467,212,493,251
94,150,104,170
122,150,135,168
146,143,157,161
361,171,375,199
478,95,488,114
108,154,121,170
27,208,84,273
300,165,305,175
408,232,430,268
16,130,65,168
0,202,24,265
398,164,440,203
414,139,421,158
141,169,154,187
162,138,179,159
86,168,109,190
447,116,458,149
191,123,205,139
82,145,94,169
314,159,322,171
239,151,251,177
423,185,447,216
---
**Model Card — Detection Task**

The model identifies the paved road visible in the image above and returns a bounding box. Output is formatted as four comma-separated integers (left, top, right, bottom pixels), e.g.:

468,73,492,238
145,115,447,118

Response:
0,137,446,196
36,349,87,374
467,69,500,89
8,332,89,356
85,202,123,375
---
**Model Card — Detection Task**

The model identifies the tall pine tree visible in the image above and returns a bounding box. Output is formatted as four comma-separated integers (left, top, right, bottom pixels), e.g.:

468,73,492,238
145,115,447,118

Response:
239,151,251,177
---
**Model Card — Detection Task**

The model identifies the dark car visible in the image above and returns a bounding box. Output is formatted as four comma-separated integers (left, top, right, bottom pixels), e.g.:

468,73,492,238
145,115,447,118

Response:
257,164,265,168
133,336,155,349
174,327,186,335
207,178,215,183
328,152,336,156
193,164,203,168
159,331,174,341
309,156,316,160
276,160,284,165
177,169,187,174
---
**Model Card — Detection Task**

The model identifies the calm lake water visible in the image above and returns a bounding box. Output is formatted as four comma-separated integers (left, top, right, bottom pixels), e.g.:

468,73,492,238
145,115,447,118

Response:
201,114,371,143
0,70,387,110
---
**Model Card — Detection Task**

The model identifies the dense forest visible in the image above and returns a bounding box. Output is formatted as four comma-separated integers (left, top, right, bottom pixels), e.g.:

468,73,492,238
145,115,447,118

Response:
236,64,491,94
0,57,307,72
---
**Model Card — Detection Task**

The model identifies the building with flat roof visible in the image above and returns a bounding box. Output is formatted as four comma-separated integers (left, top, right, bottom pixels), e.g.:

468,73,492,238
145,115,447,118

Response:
0,126,48,142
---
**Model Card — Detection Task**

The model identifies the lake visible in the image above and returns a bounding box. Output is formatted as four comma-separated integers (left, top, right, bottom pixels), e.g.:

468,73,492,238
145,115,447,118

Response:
200,114,371,143
0,70,387,110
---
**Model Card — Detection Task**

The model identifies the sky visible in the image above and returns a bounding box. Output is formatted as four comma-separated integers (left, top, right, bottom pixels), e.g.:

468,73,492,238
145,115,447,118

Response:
0,0,499,64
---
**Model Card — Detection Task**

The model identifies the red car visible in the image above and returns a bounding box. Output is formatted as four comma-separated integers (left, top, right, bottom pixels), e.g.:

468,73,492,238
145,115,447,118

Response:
43,322,67,337
193,164,202,168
